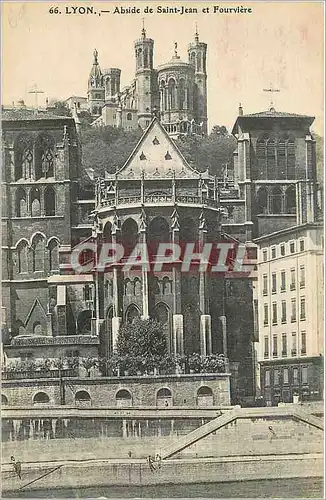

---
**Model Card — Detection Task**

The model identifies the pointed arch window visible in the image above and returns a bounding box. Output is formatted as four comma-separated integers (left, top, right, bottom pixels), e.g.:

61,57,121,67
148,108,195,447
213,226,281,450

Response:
49,239,59,271
178,79,186,110
35,134,55,180
257,187,268,214
17,240,28,273
271,186,283,214
285,185,296,214
256,136,267,179
168,79,176,109
32,235,45,272
277,136,286,179
15,187,28,217
14,134,33,181
287,138,295,178
267,138,276,179
44,186,55,216
30,188,41,217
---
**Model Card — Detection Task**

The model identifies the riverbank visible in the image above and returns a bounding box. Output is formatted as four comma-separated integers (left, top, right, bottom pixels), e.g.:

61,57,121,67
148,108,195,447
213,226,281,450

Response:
2,454,323,494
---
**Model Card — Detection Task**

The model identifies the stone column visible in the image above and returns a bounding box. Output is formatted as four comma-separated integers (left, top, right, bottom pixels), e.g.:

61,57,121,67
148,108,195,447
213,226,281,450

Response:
171,209,184,355
111,221,122,351
199,211,212,355
139,212,149,319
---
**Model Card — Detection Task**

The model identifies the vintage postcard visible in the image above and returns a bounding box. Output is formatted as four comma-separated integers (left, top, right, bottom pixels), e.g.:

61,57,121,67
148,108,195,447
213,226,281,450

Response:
1,1,324,498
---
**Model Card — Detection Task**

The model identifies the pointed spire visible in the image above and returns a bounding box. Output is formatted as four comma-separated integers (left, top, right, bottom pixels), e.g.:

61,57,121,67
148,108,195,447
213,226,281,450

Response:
141,18,146,38
89,49,103,89
195,23,199,43
174,41,178,58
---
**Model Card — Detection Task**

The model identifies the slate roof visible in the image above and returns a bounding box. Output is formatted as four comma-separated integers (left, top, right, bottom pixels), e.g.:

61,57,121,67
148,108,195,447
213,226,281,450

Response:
242,110,314,119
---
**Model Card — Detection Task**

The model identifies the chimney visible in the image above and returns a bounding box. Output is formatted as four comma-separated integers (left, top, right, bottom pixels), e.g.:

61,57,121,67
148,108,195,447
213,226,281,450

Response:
239,103,243,116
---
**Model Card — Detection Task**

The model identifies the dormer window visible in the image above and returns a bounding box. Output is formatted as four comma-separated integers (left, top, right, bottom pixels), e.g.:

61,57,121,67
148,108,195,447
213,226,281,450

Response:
165,151,172,160
140,151,146,160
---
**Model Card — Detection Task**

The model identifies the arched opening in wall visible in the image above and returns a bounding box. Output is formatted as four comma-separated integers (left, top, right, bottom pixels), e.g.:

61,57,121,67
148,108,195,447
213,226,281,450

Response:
162,276,172,295
35,133,55,180
1,395,8,406
148,216,170,254
267,138,276,179
121,218,138,256
15,187,28,217
75,390,91,406
105,307,113,357
190,51,196,68
256,187,268,214
33,321,43,336
179,79,186,110
93,106,98,115
124,278,133,296
156,387,172,407
168,78,176,109
144,48,148,68
17,240,28,274
14,134,33,180
256,136,267,179
32,234,45,272
196,386,213,407
33,392,50,404
127,113,132,121
125,304,140,324
102,222,112,243
285,186,296,214
271,186,283,214
77,310,92,334
180,217,198,243
44,186,56,216
196,53,202,72
277,136,287,179
183,303,200,354
116,389,132,408
49,239,59,271
134,277,142,295
30,188,41,217
155,303,171,353
287,138,296,178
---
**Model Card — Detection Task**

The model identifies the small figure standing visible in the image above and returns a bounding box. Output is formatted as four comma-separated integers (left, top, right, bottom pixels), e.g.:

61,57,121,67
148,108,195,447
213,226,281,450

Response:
155,454,162,469
11,456,21,480
147,455,156,472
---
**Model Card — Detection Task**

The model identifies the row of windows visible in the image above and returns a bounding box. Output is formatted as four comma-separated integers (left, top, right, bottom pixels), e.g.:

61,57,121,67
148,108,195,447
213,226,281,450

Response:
1,385,214,407
256,135,296,181
262,266,305,295
15,237,59,273
264,365,308,387
262,239,305,261
14,133,56,181
15,186,56,217
263,297,306,326
264,331,307,359
256,186,296,215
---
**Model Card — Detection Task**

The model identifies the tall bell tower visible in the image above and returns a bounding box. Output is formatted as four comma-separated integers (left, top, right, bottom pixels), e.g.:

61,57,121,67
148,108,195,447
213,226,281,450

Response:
135,25,155,129
188,28,208,134
87,49,105,116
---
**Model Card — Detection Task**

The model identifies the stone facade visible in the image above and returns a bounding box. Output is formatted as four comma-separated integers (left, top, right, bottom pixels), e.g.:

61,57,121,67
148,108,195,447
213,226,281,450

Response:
79,27,208,135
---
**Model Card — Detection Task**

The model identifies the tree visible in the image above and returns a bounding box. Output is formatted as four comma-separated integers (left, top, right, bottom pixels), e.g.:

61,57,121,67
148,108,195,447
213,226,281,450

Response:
50,100,72,117
117,318,168,360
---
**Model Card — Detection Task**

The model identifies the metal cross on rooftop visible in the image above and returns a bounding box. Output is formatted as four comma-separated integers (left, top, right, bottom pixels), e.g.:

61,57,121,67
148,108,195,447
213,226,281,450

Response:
263,83,280,109
28,84,44,110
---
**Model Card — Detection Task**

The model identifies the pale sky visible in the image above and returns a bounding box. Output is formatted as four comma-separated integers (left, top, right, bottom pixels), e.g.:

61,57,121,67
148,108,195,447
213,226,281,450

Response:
2,1,324,134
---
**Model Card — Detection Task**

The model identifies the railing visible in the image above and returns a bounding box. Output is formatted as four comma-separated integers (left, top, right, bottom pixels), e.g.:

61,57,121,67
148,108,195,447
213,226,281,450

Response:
99,194,219,209
2,368,78,380
10,335,99,346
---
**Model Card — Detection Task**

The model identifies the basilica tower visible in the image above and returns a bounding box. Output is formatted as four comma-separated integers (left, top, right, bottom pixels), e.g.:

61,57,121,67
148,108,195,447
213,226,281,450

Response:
87,49,105,116
188,29,208,134
134,26,156,129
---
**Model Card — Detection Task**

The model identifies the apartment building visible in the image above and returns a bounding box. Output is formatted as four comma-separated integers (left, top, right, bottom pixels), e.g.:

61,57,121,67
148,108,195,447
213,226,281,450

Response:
254,222,323,405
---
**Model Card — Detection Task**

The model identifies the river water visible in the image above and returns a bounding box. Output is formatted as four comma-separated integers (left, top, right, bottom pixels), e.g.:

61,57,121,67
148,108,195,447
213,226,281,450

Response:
4,477,324,498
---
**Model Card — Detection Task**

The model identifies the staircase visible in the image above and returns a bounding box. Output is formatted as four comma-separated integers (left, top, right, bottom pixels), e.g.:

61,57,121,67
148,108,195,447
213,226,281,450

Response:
159,406,324,460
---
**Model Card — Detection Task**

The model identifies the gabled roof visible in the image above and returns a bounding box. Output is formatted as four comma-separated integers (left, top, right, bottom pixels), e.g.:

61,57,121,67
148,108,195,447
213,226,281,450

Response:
112,117,206,179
